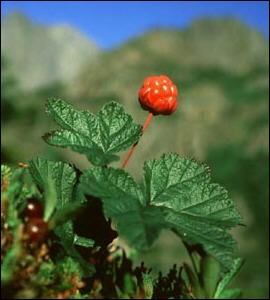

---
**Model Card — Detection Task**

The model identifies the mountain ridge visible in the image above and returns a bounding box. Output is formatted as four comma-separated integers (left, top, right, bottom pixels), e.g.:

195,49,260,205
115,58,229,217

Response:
1,12,100,90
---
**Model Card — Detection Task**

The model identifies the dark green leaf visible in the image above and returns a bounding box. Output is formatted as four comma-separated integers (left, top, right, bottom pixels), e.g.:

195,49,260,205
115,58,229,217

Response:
28,157,94,276
166,211,237,268
81,153,241,269
80,167,164,250
144,153,241,228
144,153,241,268
44,99,142,166
144,154,210,206
28,157,77,209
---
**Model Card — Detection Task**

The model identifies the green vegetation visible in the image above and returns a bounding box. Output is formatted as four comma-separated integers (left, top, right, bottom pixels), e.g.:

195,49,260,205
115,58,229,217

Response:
1,15,269,298
2,99,243,299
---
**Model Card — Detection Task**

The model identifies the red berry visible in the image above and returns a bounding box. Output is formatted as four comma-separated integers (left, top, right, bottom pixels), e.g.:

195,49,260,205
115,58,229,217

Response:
138,75,178,115
24,218,48,243
23,198,44,219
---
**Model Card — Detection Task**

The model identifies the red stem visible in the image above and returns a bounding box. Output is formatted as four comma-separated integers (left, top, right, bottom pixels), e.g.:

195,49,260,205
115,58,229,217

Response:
121,112,153,168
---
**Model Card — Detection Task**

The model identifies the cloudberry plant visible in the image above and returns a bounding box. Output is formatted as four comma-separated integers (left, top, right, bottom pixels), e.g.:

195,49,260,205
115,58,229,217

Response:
1,75,244,299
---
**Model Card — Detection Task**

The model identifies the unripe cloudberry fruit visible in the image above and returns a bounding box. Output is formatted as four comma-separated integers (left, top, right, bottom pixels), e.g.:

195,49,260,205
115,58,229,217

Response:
138,75,178,115
24,218,48,243
23,198,44,220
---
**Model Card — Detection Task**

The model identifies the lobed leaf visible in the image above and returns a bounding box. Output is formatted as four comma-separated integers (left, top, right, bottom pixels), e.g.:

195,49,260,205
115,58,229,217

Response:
44,99,142,166
28,158,95,276
145,154,241,268
28,157,77,208
80,167,164,250
81,153,241,269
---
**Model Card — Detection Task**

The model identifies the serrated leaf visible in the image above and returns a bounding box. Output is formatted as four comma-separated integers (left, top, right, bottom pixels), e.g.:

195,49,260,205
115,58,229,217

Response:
144,153,240,228
44,99,142,166
166,211,237,268
80,166,144,208
81,153,241,269
28,157,77,209
144,154,210,206
144,153,241,269
214,258,244,298
28,157,95,276
80,167,165,250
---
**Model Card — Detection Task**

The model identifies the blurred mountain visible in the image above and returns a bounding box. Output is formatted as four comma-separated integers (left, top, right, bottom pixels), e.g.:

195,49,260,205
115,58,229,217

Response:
1,12,99,90
71,18,268,170
73,18,268,94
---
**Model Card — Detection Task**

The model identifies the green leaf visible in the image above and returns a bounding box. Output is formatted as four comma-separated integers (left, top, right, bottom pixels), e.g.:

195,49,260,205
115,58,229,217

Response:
216,288,242,299
166,211,237,268
144,153,241,228
49,201,84,227
55,222,95,277
214,258,244,298
81,153,241,269
80,167,165,250
73,235,95,248
144,153,241,268
44,99,142,166
80,166,144,209
28,158,95,276
43,176,57,221
28,157,77,209
144,154,211,206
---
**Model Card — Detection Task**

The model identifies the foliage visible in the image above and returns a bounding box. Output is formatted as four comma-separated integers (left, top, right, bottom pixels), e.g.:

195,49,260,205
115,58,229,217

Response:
44,99,142,166
1,99,244,299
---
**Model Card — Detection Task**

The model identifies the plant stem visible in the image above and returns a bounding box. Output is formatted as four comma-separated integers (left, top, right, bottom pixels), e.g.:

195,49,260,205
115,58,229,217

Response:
183,242,200,276
121,112,153,168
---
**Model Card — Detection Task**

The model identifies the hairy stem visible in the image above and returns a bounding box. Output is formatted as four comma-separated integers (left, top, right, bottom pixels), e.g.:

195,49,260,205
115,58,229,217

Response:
121,112,153,168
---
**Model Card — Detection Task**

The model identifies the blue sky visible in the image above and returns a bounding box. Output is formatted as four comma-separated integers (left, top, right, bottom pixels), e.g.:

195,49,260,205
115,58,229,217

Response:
1,1,269,49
